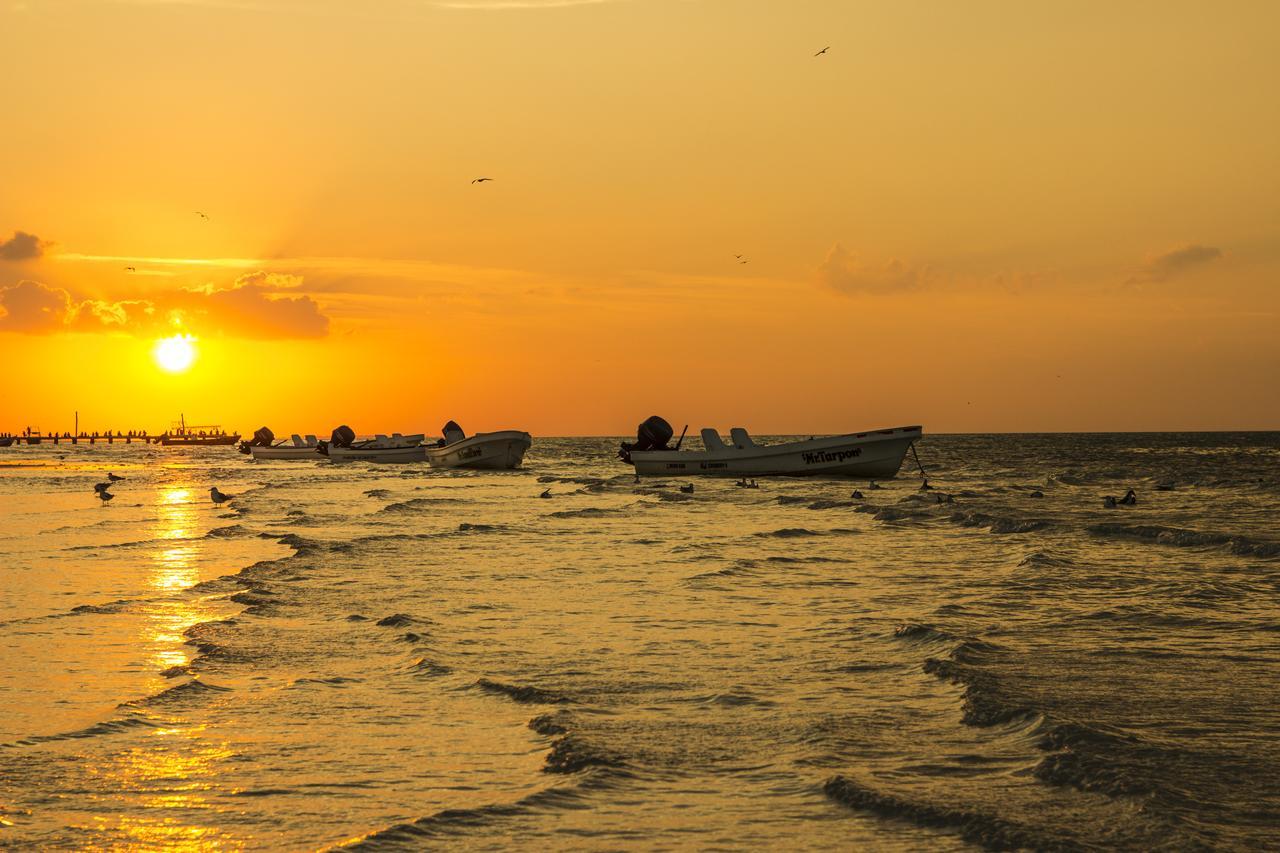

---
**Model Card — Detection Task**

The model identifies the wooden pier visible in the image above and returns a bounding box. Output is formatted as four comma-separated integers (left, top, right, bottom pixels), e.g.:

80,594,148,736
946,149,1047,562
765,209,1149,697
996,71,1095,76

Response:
0,431,160,446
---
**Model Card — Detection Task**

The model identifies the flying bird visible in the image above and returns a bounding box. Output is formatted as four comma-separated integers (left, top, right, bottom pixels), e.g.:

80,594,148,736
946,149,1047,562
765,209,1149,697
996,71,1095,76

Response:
97,490,115,505
209,487,232,505
108,472,124,481
814,47,830,57
471,178,493,184
539,488,552,499
195,211,210,221
94,482,111,493
124,266,136,272
735,254,748,264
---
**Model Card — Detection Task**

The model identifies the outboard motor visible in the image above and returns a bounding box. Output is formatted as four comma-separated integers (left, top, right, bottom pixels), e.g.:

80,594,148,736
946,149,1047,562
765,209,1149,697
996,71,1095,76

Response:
242,426,275,454
619,415,674,463
330,425,356,448
441,421,466,446
318,424,356,457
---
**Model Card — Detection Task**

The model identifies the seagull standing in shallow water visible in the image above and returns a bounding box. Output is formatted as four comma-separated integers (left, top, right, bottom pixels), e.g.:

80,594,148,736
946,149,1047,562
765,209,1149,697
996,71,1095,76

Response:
210,487,231,505
108,472,124,482
97,490,114,505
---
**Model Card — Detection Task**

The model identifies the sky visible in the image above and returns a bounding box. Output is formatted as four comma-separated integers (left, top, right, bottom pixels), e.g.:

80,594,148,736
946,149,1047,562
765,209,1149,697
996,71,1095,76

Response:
1,0,1277,436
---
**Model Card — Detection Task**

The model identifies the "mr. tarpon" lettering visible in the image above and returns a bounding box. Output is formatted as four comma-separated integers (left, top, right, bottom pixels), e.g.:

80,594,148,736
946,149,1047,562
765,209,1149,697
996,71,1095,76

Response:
802,448,862,465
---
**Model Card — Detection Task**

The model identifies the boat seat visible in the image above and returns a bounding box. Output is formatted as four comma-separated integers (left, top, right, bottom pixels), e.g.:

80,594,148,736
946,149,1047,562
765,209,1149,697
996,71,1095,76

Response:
291,434,304,446
700,429,729,452
730,428,755,449
304,434,317,445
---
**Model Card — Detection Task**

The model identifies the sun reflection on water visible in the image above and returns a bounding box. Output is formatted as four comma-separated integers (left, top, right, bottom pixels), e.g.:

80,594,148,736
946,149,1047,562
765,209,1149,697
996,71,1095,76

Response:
86,726,235,850
86,484,244,847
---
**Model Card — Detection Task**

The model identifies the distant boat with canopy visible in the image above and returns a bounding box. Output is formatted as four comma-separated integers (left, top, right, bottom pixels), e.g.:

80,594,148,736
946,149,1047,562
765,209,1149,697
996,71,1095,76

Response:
158,414,241,447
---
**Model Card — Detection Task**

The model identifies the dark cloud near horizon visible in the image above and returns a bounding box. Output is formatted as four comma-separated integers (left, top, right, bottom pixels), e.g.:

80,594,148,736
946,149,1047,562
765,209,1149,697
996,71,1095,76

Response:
1128,245,1223,284
0,231,46,261
0,272,329,338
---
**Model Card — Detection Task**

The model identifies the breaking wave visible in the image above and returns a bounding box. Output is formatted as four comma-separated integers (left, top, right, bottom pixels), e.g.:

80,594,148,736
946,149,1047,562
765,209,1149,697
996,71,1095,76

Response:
823,776,1050,850
1088,523,1280,557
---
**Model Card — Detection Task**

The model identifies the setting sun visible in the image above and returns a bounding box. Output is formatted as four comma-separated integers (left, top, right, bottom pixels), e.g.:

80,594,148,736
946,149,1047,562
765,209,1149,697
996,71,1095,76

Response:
153,334,196,373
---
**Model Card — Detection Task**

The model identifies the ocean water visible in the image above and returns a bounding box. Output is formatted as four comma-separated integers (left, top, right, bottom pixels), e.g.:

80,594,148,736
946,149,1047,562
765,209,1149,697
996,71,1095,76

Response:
1,433,1277,850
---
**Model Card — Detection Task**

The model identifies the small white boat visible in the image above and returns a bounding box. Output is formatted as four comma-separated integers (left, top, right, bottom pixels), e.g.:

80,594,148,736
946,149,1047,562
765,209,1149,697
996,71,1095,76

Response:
619,416,922,477
250,434,321,461
425,421,531,470
318,426,427,464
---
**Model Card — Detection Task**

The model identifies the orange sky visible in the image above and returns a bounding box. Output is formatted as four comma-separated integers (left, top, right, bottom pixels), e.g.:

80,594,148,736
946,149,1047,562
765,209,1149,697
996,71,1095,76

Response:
2,0,1277,435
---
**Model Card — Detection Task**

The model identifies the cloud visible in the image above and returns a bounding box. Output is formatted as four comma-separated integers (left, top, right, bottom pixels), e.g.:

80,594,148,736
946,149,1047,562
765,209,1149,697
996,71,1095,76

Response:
0,231,47,261
179,272,328,338
1128,245,1223,284
0,272,329,338
817,243,932,295
0,280,73,332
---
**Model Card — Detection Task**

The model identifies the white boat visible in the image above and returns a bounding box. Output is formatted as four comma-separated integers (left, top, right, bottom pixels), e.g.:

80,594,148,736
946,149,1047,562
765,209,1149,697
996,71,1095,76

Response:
619,416,922,477
424,421,531,470
318,428,427,464
249,434,321,460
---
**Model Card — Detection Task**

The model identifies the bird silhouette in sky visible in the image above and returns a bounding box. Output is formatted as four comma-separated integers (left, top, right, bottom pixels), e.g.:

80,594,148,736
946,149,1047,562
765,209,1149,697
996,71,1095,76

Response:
814,47,830,57
471,177,493,184
195,211,209,221
124,266,135,272
735,254,748,264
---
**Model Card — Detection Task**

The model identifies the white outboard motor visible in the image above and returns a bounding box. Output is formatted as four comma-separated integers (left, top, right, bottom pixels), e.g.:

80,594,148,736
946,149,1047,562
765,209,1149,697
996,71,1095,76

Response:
441,421,466,445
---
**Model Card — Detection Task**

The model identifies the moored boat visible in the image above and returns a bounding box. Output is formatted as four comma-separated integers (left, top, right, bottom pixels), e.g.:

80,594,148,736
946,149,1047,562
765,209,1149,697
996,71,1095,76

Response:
619,415,922,477
317,425,426,463
253,436,321,460
159,415,240,446
242,428,321,460
425,421,532,470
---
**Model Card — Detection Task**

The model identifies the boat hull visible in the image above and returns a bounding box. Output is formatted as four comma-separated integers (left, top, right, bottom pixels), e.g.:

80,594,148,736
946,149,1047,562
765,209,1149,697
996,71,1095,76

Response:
325,445,427,464
629,426,921,478
425,431,532,470
161,435,240,446
249,445,321,460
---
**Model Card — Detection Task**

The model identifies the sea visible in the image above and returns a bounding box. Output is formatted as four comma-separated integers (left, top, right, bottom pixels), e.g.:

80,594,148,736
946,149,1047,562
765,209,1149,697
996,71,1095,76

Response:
1,433,1277,851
